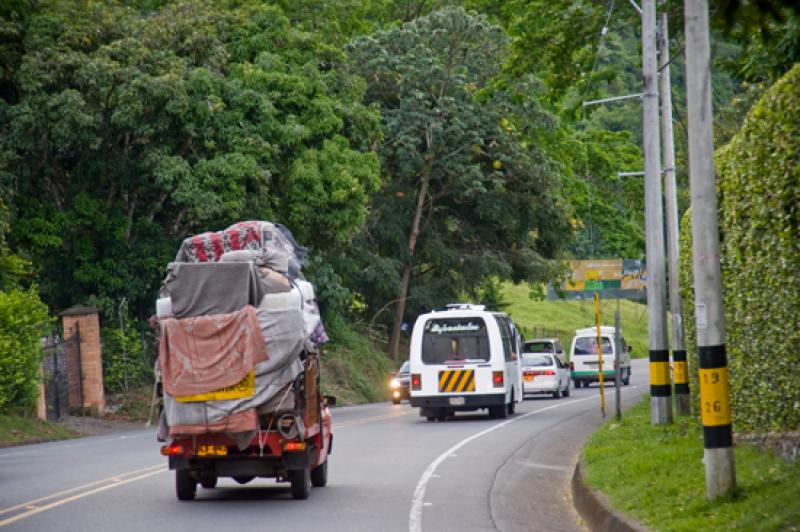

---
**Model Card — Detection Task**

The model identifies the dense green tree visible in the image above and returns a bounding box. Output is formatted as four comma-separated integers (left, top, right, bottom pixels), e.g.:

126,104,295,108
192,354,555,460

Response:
0,0,381,318
347,7,571,357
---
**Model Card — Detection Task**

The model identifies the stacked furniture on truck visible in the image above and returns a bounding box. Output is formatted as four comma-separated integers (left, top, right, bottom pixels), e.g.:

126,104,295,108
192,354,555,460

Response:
154,220,332,500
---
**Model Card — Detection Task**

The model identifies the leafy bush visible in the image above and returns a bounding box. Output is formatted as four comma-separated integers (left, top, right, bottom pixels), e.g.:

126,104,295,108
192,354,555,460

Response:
679,64,800,432
0,287,50,409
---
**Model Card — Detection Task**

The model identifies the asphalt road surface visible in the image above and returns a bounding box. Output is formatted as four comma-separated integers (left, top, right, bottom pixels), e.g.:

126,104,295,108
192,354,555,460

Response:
1,359,648,532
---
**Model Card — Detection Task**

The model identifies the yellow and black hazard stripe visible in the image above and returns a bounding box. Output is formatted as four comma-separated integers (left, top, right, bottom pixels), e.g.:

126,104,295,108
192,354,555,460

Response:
673,349,690,395
699,345,732,448
438,370,475,393
649,349,672,397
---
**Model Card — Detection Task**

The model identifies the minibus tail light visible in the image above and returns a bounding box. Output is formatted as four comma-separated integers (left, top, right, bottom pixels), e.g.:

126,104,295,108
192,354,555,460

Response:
411,374,422,391
492,371,504,388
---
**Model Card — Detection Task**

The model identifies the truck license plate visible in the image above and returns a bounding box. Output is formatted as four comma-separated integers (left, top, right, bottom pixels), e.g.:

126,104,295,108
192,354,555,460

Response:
449,396,465,406
196,445,227,457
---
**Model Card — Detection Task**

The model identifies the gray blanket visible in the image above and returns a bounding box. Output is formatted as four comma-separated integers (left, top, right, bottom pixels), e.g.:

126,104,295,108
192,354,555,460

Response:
165,262,264,318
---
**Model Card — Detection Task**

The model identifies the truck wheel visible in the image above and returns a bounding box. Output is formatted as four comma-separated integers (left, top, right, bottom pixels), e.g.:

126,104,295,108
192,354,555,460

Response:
311,458,328,488
289,468,311,500
176,470,196,501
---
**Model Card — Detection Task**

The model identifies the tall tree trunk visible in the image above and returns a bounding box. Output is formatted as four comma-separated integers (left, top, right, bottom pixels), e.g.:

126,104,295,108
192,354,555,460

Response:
388,166,431,360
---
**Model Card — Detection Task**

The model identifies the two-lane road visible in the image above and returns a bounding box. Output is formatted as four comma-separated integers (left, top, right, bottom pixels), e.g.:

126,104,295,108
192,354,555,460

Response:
1,359,648,532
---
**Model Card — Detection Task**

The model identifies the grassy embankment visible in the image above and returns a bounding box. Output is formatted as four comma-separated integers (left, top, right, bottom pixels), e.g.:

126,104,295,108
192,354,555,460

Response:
320,319,396,405
500,282,650,358
0,412,78,447
583,398,800,531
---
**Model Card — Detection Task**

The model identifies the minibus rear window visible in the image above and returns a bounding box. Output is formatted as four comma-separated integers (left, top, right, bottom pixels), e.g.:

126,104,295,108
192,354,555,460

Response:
422,318,490,364
573,336,613,355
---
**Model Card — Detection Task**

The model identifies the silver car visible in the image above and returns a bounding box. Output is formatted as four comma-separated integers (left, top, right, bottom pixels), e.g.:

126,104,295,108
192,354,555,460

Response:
521,353,570,398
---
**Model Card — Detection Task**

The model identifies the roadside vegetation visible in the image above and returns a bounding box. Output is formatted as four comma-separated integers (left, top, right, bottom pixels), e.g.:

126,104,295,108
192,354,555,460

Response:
0,412,77,447
583,398,800,531
501,283,649,358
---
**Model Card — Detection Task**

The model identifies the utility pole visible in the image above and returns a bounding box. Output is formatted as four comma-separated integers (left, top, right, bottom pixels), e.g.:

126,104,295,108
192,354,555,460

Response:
642,0,672,425
684,0,736,500
658,0,690,416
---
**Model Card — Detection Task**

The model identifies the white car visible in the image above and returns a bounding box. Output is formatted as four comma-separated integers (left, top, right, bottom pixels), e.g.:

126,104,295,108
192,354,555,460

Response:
521,353,570,398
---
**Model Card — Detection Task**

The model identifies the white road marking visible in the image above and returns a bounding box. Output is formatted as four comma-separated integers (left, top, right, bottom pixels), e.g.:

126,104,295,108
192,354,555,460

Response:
0,431,152,459
408,385,644,532
515,461,571,472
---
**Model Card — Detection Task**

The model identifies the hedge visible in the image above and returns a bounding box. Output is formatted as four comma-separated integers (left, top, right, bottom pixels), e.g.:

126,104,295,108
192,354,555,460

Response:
0,287,50,409
679,64,800,432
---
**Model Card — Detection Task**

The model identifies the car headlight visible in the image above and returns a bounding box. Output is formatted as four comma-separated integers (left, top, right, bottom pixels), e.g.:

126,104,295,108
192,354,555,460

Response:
390,378,400,389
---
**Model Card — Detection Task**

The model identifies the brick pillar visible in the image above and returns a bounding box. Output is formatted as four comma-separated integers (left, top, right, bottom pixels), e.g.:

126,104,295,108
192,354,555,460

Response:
60,307,105,416
37,363,47,421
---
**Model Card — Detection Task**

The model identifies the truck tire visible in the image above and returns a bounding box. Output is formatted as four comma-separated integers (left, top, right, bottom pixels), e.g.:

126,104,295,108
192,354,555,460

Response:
176,470,196,501
289,468,311,500
311,458,328,488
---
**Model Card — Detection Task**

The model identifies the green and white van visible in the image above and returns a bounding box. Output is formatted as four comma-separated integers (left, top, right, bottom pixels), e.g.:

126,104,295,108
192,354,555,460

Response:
569,326,631,388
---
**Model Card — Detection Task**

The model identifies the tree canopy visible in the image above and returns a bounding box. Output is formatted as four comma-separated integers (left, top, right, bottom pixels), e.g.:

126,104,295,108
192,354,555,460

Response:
1,0,381,318
345,7,571,354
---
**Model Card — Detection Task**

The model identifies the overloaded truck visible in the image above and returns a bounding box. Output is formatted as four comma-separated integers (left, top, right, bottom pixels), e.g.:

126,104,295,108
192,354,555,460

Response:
153,221,334,501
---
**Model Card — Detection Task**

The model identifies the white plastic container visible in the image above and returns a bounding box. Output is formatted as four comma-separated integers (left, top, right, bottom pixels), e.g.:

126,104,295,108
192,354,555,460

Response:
156,297,173,318
258,287,302,311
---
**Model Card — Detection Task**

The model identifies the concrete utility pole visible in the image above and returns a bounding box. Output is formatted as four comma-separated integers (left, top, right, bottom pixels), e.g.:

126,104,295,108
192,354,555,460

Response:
658,0,690,416
684,0,736,500
642,0,672,425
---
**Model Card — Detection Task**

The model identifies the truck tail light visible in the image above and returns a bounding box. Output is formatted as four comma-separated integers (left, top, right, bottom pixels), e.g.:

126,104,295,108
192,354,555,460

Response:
160,444,184,456
411,374,422,391
283,441,307,452
492,371,504,388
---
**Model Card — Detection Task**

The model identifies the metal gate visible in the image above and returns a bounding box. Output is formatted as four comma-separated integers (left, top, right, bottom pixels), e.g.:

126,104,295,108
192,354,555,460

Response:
41,326,82,419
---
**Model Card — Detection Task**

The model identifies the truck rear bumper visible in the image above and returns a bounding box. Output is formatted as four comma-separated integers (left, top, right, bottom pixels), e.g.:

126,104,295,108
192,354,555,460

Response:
169,448,312,476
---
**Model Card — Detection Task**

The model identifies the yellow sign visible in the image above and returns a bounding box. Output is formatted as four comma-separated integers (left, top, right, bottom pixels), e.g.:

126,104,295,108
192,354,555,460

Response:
699,368,731,426
562,260,646,292
176,370,256,403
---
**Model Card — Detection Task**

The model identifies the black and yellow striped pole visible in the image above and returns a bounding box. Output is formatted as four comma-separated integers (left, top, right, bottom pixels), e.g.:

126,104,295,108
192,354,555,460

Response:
685,0,736,499
672,347,690,414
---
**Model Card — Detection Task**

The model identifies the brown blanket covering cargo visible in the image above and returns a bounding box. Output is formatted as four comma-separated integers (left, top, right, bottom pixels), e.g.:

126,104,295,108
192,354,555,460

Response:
159,305,268,397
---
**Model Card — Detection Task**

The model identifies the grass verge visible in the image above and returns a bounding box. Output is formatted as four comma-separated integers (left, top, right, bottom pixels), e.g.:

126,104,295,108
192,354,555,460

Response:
501,282,650,358
0,412,78,447
583,398,800,531
320,318,396,405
